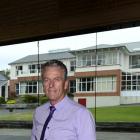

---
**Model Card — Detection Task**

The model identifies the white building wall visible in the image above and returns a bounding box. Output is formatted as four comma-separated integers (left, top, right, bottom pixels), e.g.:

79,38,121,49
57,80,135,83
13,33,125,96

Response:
62,59,75,76
10,59,75,79
129,68,140,73
121,91,140,104
23,64,29,75
74,96,120,108
76,65,121,73
62,59,70,74
120,96,140,104
10,63,31,79
121,54,130,71
10,65,17,79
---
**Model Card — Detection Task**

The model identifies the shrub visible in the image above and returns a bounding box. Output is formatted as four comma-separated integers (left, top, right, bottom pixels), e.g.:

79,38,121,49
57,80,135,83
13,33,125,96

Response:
0,97,6,104
40,96,49,104
67,92,74,99
6,99,16,104
21,95,38,103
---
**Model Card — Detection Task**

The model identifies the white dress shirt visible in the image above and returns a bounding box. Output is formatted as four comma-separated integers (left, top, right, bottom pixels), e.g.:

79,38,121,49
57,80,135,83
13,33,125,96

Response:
31,96,96,140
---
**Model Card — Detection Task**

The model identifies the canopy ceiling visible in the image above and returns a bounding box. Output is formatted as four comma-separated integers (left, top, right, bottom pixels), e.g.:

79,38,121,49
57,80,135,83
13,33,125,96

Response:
0,0,140,46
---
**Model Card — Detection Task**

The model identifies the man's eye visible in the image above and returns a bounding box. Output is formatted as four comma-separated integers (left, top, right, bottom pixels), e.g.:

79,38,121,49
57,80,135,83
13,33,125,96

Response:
44,79,50,82
54,78,61,81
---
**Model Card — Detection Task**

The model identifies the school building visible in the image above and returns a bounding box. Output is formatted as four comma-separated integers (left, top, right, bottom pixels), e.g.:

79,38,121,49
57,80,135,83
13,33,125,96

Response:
9,42,140,107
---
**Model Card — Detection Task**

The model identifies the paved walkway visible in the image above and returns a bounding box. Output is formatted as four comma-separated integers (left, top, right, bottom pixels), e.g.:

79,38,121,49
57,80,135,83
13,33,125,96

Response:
0,129,31,140
0,129,140,140
97,131,140,140
0,108,34,115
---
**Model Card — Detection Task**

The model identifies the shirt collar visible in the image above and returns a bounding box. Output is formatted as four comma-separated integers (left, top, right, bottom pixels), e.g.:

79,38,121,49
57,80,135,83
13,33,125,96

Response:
49,95,68,111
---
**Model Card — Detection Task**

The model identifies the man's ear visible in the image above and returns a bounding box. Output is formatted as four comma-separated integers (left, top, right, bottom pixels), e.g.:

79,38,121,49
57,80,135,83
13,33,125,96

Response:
64,79,69,91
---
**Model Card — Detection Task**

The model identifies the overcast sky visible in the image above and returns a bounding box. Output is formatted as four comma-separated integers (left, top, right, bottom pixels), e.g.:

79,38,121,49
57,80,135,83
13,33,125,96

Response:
1,26,140,70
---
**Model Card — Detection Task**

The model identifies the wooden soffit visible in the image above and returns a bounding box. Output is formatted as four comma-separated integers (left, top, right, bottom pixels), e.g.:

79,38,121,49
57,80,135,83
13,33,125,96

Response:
0,0,140,46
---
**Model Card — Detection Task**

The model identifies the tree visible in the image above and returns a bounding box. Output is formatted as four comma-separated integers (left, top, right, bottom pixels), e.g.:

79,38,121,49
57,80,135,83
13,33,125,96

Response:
0,68,10,79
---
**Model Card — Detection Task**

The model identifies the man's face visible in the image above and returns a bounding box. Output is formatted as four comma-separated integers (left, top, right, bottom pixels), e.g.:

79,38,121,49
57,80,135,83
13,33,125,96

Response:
42,66,69,105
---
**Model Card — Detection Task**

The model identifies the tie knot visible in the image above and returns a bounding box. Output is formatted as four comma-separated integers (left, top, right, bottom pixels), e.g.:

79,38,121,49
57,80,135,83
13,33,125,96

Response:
50,106,56,112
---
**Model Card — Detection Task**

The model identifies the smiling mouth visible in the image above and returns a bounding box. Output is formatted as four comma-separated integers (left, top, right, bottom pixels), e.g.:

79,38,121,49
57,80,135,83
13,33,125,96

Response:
48,90,56,93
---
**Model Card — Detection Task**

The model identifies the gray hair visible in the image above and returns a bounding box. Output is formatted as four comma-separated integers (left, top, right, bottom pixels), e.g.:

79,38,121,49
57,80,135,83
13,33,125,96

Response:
41,59,68,79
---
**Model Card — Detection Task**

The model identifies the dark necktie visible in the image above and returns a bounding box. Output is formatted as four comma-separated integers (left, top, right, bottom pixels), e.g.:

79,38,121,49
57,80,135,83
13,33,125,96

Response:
40,106,56,140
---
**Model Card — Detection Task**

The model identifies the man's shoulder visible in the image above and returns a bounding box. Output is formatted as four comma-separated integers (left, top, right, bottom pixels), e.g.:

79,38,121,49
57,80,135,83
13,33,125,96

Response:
65,97,93,120
66,96,88,111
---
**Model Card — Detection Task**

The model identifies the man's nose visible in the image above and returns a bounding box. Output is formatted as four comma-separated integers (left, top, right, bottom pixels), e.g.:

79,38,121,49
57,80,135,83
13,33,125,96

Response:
49,80,54,87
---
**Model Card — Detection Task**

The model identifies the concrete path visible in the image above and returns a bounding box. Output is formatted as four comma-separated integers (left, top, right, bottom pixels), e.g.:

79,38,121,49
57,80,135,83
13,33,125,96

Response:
0,129,140,140
0,129,31,140
97,131,140,140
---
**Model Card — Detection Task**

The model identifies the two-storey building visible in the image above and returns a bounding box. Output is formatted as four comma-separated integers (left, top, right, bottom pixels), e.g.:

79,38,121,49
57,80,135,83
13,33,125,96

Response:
9,49,76,99
9,42,140,107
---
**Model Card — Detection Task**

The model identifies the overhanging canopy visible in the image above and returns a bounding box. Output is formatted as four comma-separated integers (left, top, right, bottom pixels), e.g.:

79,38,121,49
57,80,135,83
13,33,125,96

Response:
0,0,140,46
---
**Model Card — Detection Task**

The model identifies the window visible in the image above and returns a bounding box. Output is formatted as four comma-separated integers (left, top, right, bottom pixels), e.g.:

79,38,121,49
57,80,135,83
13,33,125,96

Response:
77,76,116,92
15,84,19,95
38,81,43,93
70,60,76,71
16,65,23,75
122,72,140,91
69,80,76,93
20,81,37,94
82,55,87,66
97,77,116,92
28,64,41,73
129,55,140,68
105,51,118,65
97,53,105,65
77,50,118,67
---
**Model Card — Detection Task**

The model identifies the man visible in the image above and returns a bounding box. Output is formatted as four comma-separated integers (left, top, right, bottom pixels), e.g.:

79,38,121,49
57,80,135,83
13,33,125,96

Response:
31,59,96,140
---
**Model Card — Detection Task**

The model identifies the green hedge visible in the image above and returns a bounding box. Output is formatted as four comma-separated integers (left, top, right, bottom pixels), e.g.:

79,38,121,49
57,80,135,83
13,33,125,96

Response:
20,95,37,103
20,94,48,104
0,97,6,104
39,96,49,104
6,99,16,104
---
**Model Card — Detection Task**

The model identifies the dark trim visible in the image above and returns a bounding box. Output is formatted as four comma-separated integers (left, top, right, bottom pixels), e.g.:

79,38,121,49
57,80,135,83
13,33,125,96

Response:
96,122,140,133
0,121,32,129
0,121,140,133
0,20,140,47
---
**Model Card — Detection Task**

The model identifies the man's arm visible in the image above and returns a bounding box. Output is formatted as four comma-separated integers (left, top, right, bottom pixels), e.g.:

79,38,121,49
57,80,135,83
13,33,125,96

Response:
76,108,96,140
31,111,37,140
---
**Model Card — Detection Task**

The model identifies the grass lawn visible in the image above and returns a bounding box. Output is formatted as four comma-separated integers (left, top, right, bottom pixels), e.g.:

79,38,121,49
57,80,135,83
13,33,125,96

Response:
0,112,33,121
0,109,33,121
89,105,140,122
0,105,140,122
